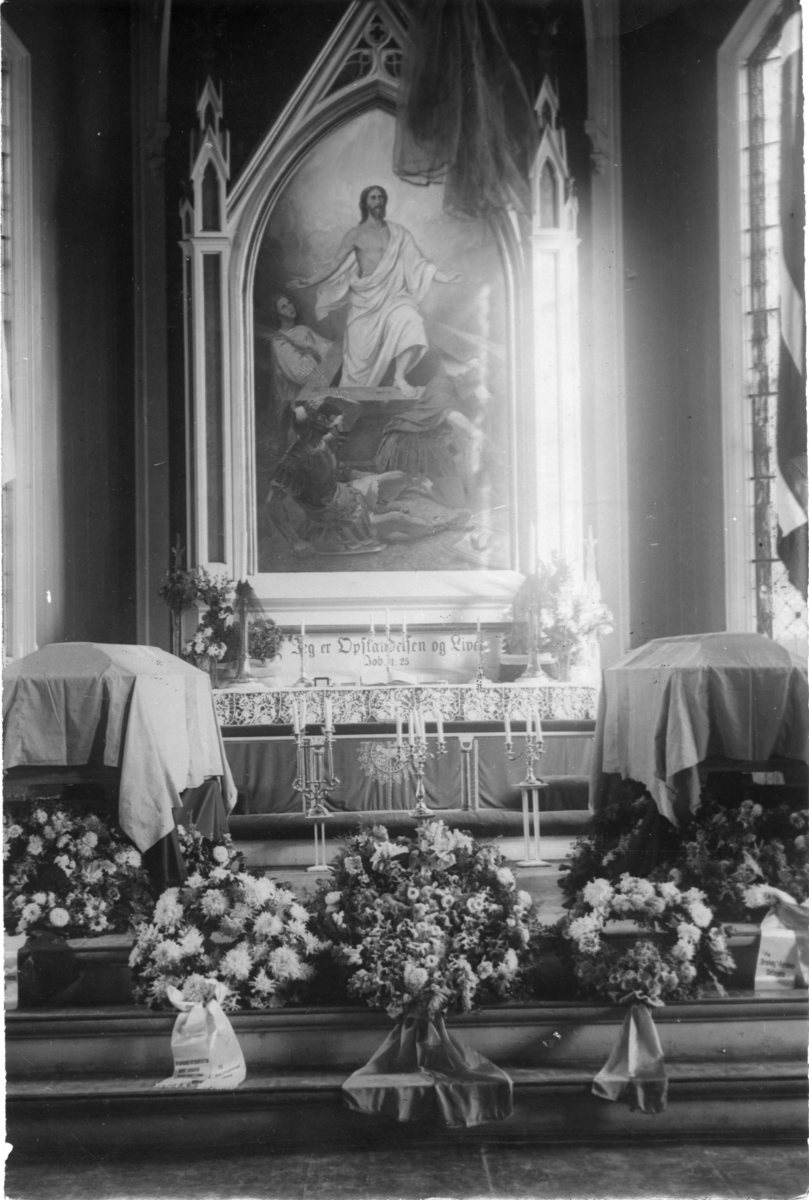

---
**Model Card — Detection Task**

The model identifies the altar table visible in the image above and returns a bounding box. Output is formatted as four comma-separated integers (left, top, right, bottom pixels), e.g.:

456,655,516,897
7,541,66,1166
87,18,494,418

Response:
589,633,809,825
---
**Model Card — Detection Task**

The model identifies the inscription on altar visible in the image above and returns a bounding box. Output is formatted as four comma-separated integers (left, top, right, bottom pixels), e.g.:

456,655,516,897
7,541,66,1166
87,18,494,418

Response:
269,628,500,686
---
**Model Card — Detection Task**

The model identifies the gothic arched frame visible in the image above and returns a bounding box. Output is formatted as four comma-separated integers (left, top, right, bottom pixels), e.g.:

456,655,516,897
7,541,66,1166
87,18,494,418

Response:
182,0,569,627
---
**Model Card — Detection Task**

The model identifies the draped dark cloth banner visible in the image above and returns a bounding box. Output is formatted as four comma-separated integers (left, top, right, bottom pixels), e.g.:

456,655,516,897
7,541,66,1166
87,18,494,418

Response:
393,0,539,218
592,1004,669,1115
342,1011,513,1126
776,3,807,597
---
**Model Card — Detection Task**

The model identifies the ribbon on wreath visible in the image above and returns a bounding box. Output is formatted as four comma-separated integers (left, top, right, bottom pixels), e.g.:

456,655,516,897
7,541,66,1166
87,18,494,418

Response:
156,980,246,1090
342,1010,513,1127
752,887,809,990
592,1003,669,1115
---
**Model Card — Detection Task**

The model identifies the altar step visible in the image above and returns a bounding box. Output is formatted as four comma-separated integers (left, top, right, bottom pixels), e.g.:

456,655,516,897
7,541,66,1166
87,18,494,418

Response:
229,803,591,870
7,994,807,1152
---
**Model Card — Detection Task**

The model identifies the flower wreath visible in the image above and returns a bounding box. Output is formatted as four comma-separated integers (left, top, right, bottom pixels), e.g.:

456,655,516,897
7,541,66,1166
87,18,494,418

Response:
129,834,325,1011
558,874,735,1006
3,804,154,939
313,820,536,1018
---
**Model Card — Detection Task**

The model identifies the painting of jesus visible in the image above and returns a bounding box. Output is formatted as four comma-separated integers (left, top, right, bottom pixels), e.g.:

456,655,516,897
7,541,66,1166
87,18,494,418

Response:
253,108,511,575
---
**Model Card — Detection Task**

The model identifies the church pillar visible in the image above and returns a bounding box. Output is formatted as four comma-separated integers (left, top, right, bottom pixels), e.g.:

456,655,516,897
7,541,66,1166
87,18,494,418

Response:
131,0,172,649
583,0,630,662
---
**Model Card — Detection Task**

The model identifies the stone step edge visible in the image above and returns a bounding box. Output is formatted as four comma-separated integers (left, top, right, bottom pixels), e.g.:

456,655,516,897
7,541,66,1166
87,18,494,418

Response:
7,990,807,1035
8,1058,807,1100
228,806,593,840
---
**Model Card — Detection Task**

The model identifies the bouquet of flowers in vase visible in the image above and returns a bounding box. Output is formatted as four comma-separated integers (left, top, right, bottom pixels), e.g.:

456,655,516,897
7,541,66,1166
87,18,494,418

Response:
158,542,200,615
555,873,734,1006
248,616,286,664
182,569,238,665
313,820,536,1018
508,553,613,674
3,804,154,939
129,831,325,1011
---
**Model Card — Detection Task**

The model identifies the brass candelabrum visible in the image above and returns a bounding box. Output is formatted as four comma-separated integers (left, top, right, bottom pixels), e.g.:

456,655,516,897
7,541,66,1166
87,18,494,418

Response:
292,714,340,872
504,714,550,866
395,708,448,820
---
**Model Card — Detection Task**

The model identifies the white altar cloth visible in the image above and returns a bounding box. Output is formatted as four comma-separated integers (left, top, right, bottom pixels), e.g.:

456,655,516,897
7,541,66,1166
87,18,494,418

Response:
590,632,808,824
213,682,597,727
3,643,237,851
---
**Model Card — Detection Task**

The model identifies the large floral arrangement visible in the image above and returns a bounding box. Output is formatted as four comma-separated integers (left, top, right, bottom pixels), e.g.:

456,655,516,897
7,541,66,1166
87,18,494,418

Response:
507,552,613,666
248,615,286,663
129,831,325,1011
556,874,735,1006
312,820,536,1018
3,804,154,939
560,781,809,921
182,569,238,663
158,543,200,614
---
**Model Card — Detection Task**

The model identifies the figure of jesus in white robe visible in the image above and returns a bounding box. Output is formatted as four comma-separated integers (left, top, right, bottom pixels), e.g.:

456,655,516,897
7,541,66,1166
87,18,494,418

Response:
314,222,437,389
288,187,460,397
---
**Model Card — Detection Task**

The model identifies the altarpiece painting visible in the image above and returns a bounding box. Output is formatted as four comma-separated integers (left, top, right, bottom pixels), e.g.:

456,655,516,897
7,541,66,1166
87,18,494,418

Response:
181,1,581,622
253,106,510,576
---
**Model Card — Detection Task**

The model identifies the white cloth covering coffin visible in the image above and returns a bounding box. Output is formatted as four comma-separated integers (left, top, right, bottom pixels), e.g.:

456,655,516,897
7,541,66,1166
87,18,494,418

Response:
590,632,808,825
3,643,237,851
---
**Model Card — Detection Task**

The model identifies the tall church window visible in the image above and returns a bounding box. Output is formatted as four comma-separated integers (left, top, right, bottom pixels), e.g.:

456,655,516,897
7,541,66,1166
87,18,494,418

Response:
742,4,805,645
1,21,37,661
719,0,806,653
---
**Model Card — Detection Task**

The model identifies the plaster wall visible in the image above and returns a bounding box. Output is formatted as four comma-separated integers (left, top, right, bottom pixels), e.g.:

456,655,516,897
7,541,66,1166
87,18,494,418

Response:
4,0,137,646
620,0,748,646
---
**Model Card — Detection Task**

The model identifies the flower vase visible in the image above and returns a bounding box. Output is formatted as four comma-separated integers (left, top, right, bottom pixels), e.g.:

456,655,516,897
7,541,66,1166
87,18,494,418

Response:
171,610,182,659
556,649,572,682
205,656,218,689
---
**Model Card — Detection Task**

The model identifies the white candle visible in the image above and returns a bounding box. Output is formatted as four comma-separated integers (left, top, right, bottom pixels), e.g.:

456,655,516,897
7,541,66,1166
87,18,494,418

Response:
325,697,333,731
370,614,375,634
301,699,308,730
291,702,299,734
300,621,306,639
534,709,543,739
504,710,511,746
385,607,390,631
436,709,444,741
477,616,481,638
395,713,403,746
402,619,408,639
407,714,415,746
525,709,532,738
417,709,425,742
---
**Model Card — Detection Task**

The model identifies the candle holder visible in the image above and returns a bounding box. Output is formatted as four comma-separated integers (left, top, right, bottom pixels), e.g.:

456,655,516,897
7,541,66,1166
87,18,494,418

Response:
518,603,545,683
505,720,550,866
385,623,395,684
475,631,491,690
292,721,340,872
395,710,447,820
294,632,314,688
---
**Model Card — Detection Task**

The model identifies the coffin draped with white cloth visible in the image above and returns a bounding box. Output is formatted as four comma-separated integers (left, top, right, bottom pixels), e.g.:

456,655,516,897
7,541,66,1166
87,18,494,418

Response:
3,643,238,884
590,632,809,827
